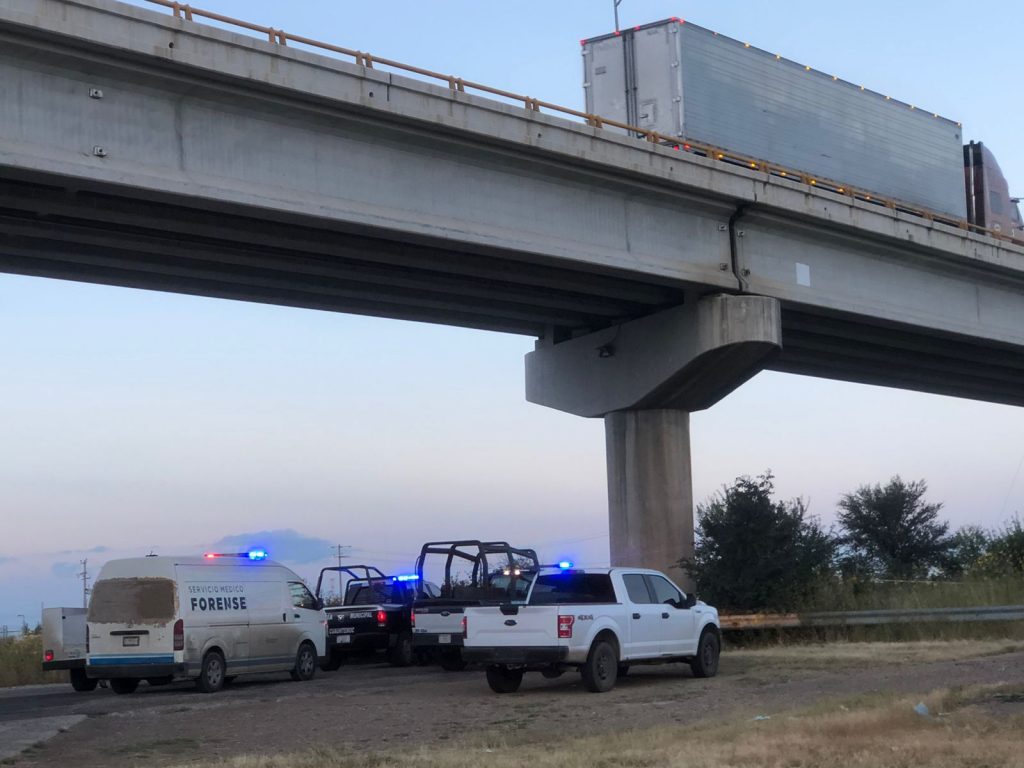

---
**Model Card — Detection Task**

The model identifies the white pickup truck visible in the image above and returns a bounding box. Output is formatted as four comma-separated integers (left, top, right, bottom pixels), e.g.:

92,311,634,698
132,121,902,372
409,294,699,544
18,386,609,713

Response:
461,567,720,693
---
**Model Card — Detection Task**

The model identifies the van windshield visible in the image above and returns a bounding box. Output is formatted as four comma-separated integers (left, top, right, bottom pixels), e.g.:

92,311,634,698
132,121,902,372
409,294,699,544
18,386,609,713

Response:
89,577,176,624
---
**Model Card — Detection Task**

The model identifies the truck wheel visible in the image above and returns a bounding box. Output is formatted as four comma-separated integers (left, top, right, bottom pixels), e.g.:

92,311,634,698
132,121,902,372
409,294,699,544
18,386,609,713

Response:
485,665,524,693
320,653,343,672
387,632,414,667
109,677,139,695
690,629,720,678
69,668,97,692
290,642,317,681
581,639,618,693
438,650,468,672
196,650,226,693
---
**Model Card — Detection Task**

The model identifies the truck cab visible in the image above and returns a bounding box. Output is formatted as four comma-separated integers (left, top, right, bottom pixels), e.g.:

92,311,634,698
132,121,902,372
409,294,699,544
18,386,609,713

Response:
964,142,1023,237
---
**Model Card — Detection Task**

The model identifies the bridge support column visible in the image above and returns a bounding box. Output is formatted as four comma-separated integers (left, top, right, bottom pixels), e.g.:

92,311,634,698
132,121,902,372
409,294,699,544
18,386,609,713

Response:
526,293,782,585
605,409,694,587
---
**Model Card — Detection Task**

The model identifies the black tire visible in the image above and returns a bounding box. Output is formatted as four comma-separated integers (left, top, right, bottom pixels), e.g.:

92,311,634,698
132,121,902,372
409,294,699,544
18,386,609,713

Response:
290,642,317,682
438,650,468,672
69,668,97,692
145,676,173,686
580,639,618,693
690,628,721,678
485,665,524,693
196,650,226,693
541,667,564,679
109,677,139,695
387,632,414,667
617,663,630,677
320,653,343,672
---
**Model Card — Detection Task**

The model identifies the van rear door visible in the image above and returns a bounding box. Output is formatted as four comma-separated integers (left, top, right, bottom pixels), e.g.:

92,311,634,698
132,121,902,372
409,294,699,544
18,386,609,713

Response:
87,577,177,669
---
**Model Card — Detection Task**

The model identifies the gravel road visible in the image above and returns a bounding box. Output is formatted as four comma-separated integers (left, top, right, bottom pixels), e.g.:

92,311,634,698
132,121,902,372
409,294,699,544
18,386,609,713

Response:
4,648,1024,766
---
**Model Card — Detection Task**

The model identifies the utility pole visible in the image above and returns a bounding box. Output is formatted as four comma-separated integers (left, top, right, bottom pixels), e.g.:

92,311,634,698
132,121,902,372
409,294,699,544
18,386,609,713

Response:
78,558,90,608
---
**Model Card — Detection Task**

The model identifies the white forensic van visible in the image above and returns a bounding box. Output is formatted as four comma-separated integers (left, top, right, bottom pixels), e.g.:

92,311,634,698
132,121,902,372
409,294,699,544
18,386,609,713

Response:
86,552,326,693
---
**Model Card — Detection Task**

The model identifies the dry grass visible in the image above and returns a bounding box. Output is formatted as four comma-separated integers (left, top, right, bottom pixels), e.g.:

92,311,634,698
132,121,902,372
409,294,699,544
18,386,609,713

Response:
726,638,1024,672
173,684,1024,768
0,635,64,687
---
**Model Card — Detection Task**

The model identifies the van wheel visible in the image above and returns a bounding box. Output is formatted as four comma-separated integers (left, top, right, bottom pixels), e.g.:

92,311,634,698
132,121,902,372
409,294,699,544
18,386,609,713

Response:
109,678,139,695
387,632,414,667
69,668,97,692
290,643,317,681
196,650,226,693
485,665,523,693
581,639,618,693
690,628,721,678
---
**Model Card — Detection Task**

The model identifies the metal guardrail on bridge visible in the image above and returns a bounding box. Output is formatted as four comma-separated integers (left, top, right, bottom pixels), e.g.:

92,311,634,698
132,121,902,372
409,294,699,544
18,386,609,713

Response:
720,605,1024,631
141,0,1024,247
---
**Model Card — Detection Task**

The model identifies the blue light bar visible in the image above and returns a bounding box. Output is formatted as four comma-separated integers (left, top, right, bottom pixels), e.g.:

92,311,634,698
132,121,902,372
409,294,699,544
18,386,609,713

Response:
558,560,574,569
247,550,268,561
393,574,419,582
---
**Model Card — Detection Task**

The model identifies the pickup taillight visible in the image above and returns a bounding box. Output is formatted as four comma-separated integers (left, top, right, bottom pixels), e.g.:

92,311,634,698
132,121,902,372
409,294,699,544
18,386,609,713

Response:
410,610,416,627
557,615,575,639
461,616,467,639
173,618,184,651
376,609,387,628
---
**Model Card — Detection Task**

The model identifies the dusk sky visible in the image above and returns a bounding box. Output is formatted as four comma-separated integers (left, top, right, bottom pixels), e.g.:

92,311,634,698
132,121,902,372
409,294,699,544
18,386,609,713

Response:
2,0,1023,631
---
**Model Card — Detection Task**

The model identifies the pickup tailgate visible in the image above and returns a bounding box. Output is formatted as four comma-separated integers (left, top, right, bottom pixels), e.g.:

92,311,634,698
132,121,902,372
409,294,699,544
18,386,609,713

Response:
463,605,561,647
326,604,381,645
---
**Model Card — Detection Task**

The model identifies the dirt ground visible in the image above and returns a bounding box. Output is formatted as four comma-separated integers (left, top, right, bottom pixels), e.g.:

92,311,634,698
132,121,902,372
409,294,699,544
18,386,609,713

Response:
5,642,1024,767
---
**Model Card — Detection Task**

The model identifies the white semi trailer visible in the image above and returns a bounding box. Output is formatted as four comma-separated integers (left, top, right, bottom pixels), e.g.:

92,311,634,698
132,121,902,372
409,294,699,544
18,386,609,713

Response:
582,19,1021,236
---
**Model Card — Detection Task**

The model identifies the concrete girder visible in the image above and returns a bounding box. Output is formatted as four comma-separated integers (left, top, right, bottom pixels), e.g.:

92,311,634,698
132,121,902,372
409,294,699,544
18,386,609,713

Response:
525,294,782,418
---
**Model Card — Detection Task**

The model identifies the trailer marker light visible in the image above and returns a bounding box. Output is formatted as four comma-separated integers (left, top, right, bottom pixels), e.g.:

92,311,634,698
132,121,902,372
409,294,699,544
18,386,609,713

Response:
44,650,54,662
558,561,574,569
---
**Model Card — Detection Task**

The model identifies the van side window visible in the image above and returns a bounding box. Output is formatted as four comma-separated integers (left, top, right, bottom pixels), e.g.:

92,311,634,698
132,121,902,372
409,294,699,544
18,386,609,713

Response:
289,582,317,610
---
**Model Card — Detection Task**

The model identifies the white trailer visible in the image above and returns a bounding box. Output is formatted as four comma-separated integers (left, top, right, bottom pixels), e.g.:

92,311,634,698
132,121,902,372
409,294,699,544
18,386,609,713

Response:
41,606,95,692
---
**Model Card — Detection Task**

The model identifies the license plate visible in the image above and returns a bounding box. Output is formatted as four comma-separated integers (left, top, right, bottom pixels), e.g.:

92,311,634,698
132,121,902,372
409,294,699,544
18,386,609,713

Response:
336,635,351,644
122,636,140,647
438,634,451,644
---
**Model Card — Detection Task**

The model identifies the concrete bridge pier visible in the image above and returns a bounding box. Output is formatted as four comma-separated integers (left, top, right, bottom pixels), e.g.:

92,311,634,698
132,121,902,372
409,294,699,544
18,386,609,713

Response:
526,294,782,587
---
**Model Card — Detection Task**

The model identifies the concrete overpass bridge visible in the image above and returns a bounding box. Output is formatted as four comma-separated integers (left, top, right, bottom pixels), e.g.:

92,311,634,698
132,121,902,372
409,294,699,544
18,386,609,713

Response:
3,0,1024,581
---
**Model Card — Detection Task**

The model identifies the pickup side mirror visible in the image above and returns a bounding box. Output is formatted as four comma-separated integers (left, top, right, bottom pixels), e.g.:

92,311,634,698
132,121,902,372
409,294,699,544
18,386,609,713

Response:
681,593,697,609
315,597,325,611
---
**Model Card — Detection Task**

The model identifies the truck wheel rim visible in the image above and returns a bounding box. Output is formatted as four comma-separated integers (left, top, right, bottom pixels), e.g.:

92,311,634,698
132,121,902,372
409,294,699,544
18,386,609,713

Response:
301,649,314,676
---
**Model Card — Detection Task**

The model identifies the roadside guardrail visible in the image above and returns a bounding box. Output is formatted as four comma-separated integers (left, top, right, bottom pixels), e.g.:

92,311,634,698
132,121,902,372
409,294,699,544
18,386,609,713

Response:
720,605,1024,631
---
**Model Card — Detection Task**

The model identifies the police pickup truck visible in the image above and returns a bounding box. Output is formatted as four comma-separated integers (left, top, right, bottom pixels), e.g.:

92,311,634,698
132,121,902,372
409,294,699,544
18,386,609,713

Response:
315,565,440,670
410,540,539,671
461,566,720,693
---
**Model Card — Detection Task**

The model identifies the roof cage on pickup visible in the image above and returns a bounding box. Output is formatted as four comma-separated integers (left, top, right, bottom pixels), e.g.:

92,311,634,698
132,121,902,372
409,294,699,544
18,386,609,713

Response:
414,540,540,600
314,564,387,600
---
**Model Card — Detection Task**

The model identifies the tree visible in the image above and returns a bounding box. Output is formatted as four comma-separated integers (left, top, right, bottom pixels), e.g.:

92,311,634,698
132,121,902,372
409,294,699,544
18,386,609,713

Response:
680,471,836,612
942,525,990,577
975,516,1024,577
837,477,951,580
